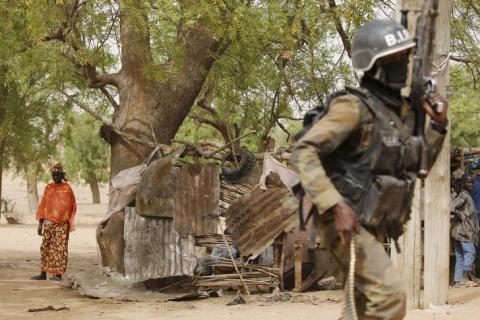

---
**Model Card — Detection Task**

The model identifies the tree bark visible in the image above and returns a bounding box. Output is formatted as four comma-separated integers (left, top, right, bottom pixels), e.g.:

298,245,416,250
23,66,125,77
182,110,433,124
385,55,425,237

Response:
0,138,5,220
97,2,221,274
25,165,39,216
87,173,101,204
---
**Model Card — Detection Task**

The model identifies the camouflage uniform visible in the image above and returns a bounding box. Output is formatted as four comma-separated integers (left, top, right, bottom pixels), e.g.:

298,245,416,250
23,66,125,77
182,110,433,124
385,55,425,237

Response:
451,190,479,245
291,94,445,320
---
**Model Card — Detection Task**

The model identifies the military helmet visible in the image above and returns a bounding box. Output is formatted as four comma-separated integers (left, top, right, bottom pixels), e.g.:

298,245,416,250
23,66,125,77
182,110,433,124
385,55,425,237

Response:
351,20,416,71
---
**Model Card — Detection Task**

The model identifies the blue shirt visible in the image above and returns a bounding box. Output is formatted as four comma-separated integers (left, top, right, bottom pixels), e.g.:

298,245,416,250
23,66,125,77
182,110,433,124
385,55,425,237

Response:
471,176,480,224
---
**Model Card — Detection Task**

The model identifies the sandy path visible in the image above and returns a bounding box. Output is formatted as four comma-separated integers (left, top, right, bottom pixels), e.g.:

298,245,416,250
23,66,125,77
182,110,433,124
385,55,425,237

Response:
1,225,480,320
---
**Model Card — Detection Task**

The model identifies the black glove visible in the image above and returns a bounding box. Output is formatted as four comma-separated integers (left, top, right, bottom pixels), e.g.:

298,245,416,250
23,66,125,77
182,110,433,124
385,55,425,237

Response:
37,224,43,236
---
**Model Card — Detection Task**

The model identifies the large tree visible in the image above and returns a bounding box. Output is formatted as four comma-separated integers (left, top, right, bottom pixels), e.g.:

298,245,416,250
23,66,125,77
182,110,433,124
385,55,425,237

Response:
22,0,274,273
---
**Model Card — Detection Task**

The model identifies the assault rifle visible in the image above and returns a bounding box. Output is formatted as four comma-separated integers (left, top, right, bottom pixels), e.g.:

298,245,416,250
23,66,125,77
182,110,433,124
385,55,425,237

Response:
403,0,442,178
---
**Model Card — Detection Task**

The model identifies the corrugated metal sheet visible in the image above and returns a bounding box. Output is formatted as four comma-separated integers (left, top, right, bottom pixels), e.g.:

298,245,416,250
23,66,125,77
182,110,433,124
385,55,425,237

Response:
175,163,219,236
123,208,196,282
219,179,251,216
225,186,298,259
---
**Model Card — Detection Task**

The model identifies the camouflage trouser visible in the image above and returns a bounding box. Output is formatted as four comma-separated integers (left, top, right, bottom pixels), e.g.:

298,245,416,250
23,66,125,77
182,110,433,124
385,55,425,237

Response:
317,216,406,320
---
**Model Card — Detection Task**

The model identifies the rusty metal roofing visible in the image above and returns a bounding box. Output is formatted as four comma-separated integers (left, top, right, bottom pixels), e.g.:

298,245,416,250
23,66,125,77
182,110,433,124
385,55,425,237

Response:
174,163,219,236
123,208,196,282
225,186,298,259
219,179,252,216
136,158,177,218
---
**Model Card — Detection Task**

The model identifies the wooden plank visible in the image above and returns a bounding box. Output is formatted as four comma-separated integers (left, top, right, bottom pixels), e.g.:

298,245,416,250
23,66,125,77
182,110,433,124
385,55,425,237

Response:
293,242,304,292
175,163,220,236
195,234,232,248
423,0,453,307
391,180,422,310
392,3,423,309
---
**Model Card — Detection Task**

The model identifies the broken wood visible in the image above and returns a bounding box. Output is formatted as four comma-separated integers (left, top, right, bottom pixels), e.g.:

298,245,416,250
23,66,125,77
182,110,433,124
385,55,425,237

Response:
293,242,305,292
219,180,251,216
193,272,277,289
217,220,251,296
203,257,279,277
27,306,70,312
195,234,233,248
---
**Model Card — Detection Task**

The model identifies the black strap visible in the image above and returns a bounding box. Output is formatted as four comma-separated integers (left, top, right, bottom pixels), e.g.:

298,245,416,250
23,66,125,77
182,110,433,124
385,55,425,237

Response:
348,87,410,140
299,196,306,231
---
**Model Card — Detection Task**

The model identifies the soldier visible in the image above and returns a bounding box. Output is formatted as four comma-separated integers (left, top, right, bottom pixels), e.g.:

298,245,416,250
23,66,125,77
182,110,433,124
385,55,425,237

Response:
291,20,448,319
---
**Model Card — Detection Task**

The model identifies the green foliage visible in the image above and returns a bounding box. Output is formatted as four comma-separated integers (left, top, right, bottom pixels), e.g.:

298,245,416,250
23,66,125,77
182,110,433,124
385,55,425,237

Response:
0,2,74,180
63,114,110,184
177,0,389,151
0,75,71,178
451,0,480,84
4,0,480,177
449,1,480,147
450,66,480,147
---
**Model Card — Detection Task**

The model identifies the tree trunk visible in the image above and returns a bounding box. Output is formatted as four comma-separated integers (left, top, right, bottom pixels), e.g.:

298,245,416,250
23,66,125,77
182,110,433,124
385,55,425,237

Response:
97,2,221,274
25,165,39,216
0,138,5,220
87,173,101,204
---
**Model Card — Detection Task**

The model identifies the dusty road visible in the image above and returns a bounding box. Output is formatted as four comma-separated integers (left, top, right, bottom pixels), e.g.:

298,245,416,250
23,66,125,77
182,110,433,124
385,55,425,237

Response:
1,225,480,320
1,172,480,319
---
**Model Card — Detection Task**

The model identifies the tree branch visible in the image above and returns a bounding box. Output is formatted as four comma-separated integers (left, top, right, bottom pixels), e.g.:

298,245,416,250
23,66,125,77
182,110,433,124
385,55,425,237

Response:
278,115,303,121
171,130,256,159
62,91,156,149
327,0,352,58
450,55,480,64
276,119,291,142
197,95,217,115
188,113,226,134
99,87,119,111
43,1,120,89
62,91,111,125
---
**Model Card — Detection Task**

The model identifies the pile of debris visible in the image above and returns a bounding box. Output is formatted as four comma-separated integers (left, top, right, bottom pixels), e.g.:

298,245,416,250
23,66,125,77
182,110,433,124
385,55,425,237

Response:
96,149,338,295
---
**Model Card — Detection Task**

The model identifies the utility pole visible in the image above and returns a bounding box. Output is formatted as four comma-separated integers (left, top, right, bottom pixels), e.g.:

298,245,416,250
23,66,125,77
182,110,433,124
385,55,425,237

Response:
423,0,453,307
392,1,422,310
393,0,453,309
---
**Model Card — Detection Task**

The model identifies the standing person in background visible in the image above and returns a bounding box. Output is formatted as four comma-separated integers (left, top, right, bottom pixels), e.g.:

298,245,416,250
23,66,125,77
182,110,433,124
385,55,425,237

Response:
451,174,479,285
469,172,480,276
31,164,77,281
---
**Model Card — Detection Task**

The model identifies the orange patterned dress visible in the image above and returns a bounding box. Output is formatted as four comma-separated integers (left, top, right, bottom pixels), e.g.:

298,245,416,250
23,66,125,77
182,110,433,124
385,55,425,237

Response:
36,182,77,275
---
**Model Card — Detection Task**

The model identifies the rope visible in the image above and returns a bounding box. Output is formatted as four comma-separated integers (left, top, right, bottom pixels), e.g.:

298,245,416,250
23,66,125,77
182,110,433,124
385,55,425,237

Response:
431,52,451,77
346,235,358,320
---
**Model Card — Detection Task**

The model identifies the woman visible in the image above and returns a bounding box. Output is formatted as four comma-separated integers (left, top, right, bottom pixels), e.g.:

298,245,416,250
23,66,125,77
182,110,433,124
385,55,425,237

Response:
31,164,77,281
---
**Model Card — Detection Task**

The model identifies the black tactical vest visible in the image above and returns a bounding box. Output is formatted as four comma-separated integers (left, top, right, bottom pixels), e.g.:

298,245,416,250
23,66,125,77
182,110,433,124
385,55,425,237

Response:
322,87,421,240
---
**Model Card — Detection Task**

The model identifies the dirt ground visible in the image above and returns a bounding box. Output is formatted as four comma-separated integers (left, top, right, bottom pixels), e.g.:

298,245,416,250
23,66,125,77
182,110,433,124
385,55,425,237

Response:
1,173,480,319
